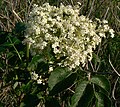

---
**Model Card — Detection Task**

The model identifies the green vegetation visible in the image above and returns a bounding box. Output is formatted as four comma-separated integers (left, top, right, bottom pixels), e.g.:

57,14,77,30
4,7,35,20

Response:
0,0,120,107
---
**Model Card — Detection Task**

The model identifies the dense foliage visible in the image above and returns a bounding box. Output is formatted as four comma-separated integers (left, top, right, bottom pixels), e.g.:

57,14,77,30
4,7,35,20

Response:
0,0,120,107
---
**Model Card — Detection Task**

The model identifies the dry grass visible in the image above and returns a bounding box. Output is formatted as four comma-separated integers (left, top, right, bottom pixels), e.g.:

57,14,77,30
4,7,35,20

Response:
0,0,119,32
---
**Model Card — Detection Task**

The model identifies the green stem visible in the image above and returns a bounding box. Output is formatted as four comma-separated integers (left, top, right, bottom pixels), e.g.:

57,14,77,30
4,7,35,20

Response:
8,36,22,61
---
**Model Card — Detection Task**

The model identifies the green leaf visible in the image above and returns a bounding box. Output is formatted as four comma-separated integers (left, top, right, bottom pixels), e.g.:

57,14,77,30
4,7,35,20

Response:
27,54,46,71
77,84,94,107
50,72,77,95
2,42,13,47
70,80,89,107
48,67,70,91
7,52,14,59
94,84,110,96
48,67,77,95
20,94,39,107
12,36,21,44
22,81,32,93
95,92,112,107
95,92,104,107
91,75,110,93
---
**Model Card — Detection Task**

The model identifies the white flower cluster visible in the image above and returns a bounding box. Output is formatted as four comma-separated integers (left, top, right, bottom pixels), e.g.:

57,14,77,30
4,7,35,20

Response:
31,72,45,85
24,3,114,70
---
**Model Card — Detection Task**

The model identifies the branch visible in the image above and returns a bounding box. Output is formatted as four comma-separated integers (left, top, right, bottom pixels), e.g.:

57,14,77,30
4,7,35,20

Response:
109,55,120,77
112,77,119,100
87,0,96,17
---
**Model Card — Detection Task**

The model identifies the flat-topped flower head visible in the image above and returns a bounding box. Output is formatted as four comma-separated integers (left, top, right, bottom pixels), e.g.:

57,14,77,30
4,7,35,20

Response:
23,3,115,70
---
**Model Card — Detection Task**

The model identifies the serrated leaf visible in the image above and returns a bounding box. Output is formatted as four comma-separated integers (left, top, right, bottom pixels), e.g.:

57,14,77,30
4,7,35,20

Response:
95,92,112,107
77,84,94,107
48,67,70,91
49,72,77,95
70,80,89,107
91,75,110,92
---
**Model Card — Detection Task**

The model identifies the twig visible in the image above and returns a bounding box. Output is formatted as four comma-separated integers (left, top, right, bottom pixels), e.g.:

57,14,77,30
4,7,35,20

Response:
95,40,102,70
109,55,120,77
96,63,100,72
103,7,109,19
112,77,119,100
12,10,23,22
68,88,75,93
70,0,74,6
87,72,91,81
117,6,120,11
87,0,96,18
27,0,34,20
112,12,120,23
90,61,96,72
3,0,12,5
0,67,4,72
0,14,15,26
0,20,7,31
110,4,120,23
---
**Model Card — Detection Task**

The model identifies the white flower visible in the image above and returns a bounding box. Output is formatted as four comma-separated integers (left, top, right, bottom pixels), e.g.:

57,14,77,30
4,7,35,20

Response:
31,72,43,84
37,78,42,84
102,20,108,24
45,33,52,40
75,59,80,66
49,66,53,72
56,16,61,21
99,32,105,37
41,41,47,49
24,3,115,71
109,29,114,38
31,72,39,80
103,25,109,31
77,2,81,6
79,15,86,21
23,37,35,44
52,42,61,54
52,42,59,48
75,21,80,26
35,27,40,35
